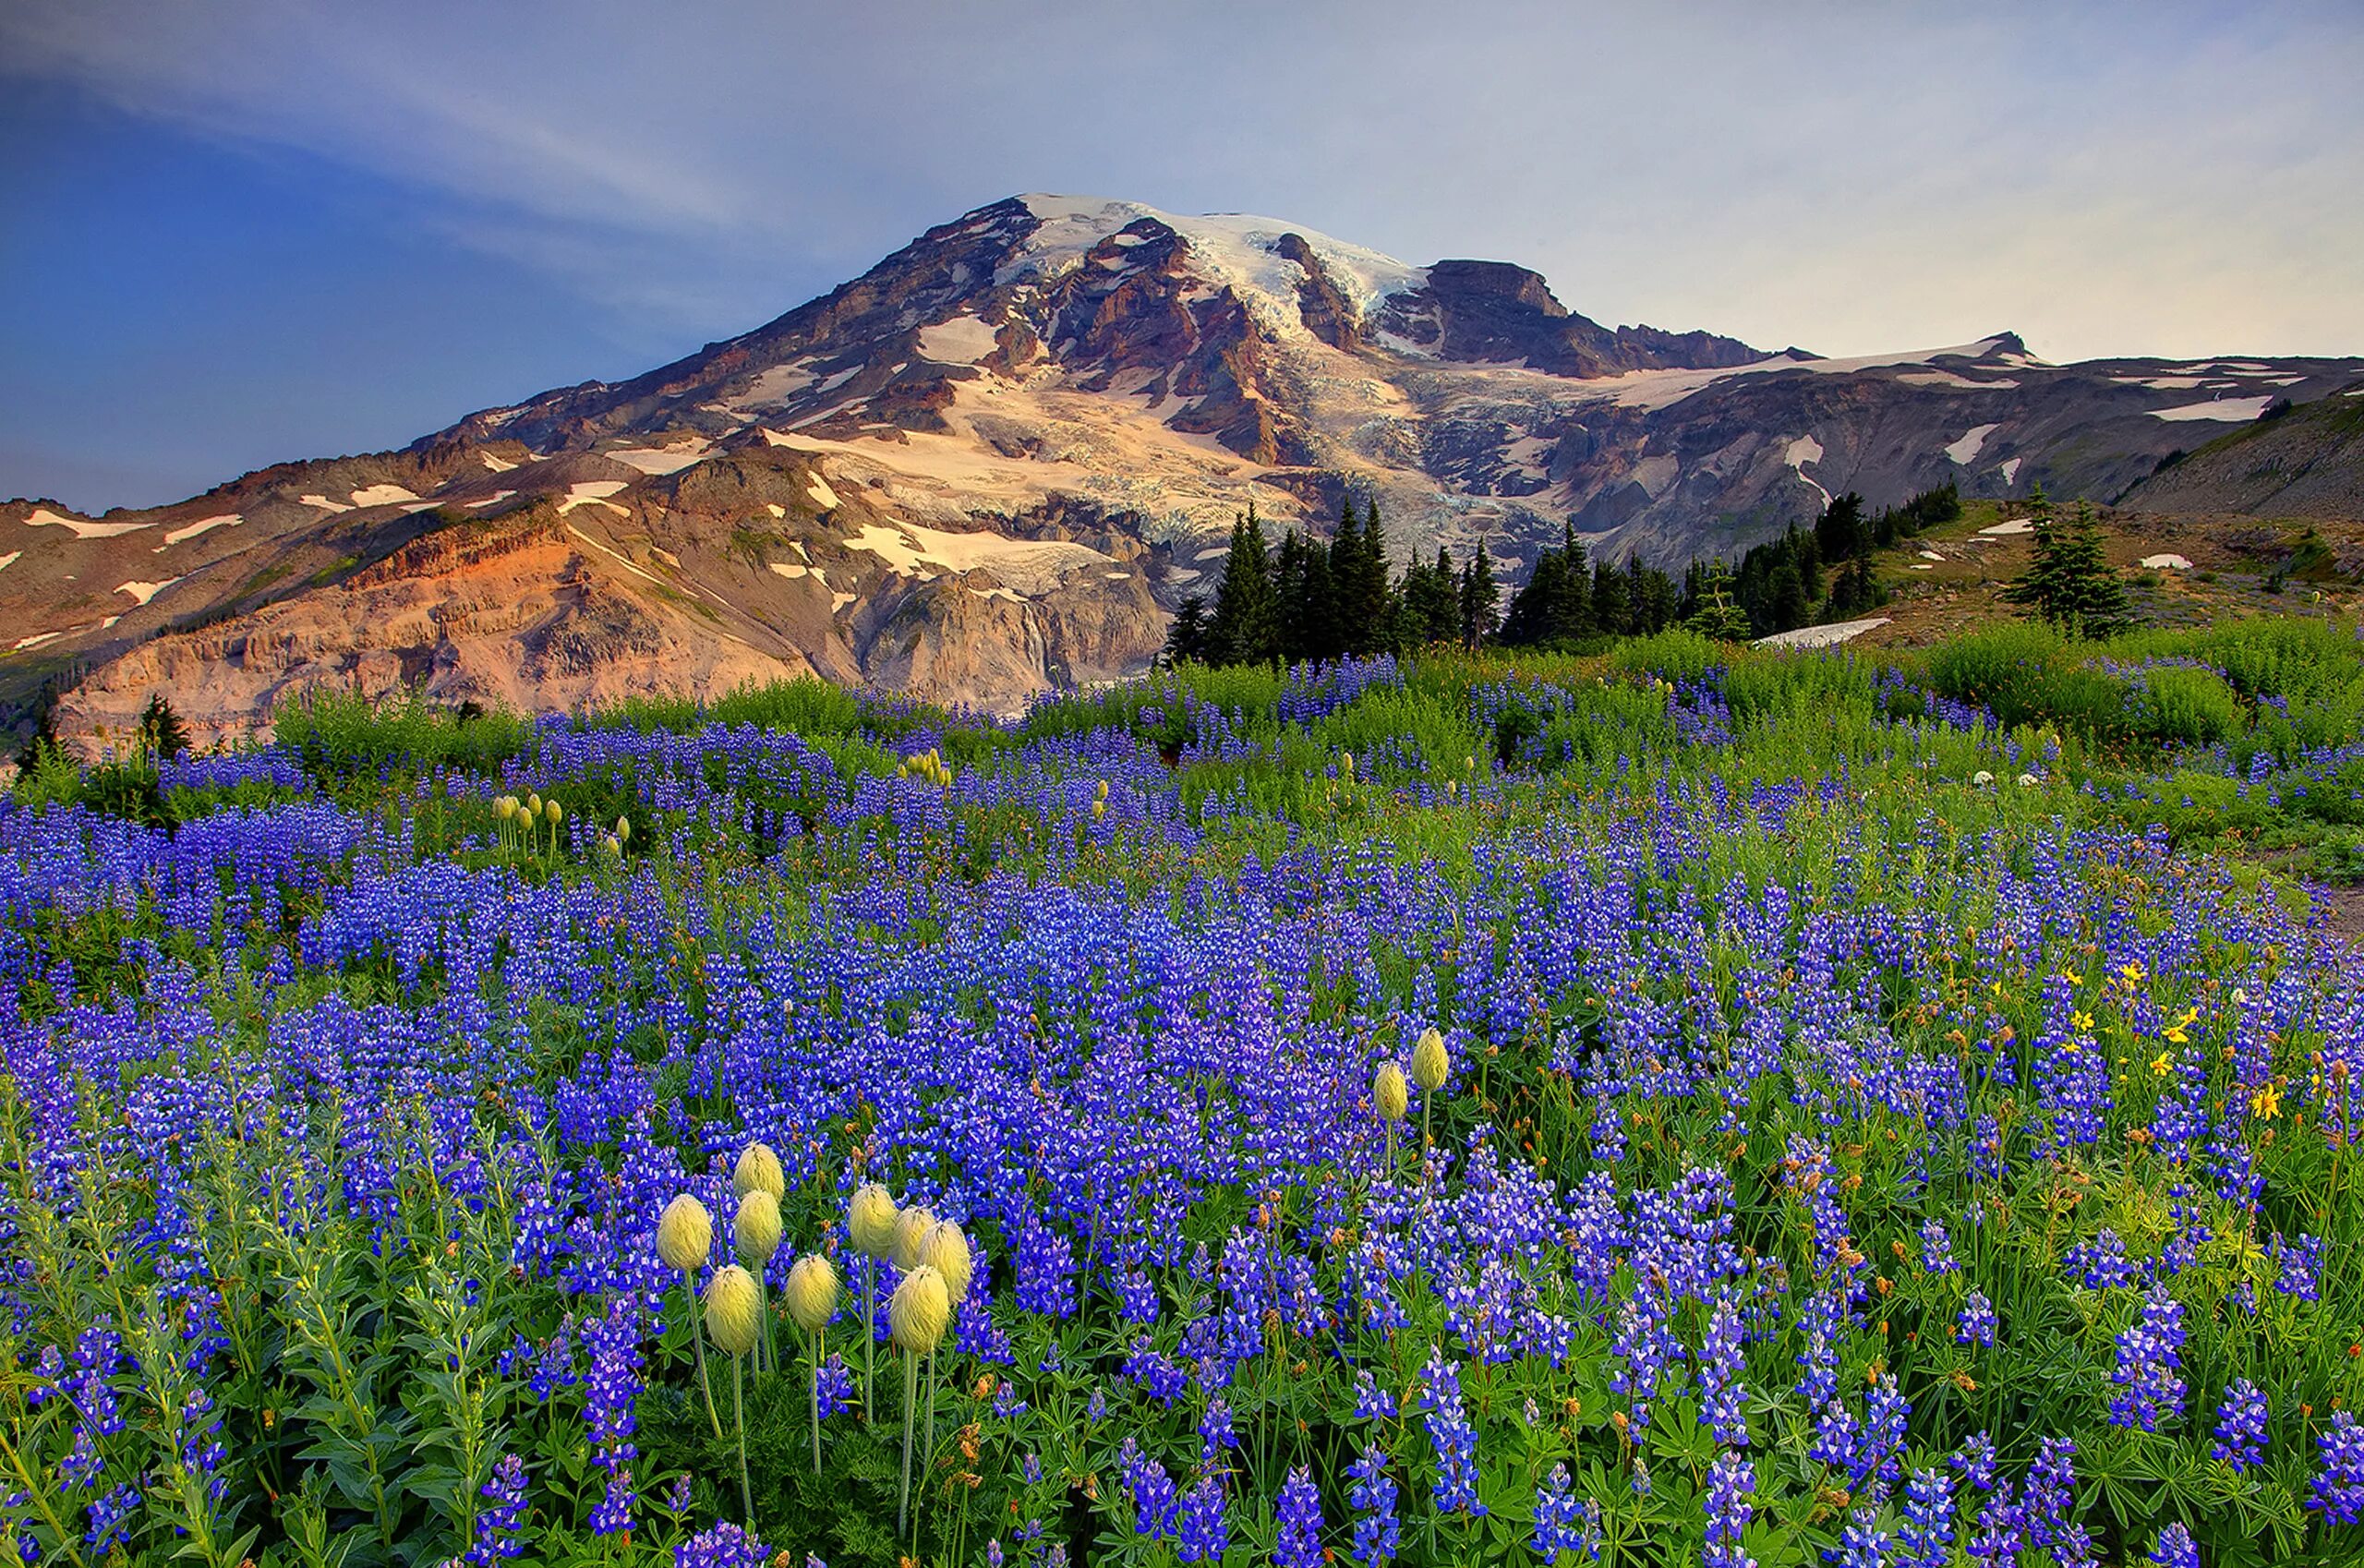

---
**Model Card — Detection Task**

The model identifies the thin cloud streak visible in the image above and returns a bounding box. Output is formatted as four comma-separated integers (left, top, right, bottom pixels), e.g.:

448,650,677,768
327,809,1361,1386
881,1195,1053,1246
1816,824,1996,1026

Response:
2,0,2359,509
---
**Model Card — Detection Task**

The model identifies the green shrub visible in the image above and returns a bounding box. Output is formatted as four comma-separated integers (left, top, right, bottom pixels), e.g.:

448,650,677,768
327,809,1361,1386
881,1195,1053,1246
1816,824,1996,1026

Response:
2140,666,2245,748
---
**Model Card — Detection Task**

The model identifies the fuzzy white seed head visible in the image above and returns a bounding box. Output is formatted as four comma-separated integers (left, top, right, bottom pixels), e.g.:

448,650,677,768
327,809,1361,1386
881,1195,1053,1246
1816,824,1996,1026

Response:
1412,1027,1450,1093
656,1193,712,1272
704,1265,763,1357
733,1188,782,1266
892,1205,938,1271
784,1253,839,1332
918,1221,974,1305
889,1263,950,1354
734,1142,786,1202
849,1183,899,1260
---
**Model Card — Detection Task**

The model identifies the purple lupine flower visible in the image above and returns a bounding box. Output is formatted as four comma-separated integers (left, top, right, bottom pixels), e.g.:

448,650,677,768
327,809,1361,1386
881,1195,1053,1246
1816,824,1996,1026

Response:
1346,1444,1398,1565
1121,1441,1177,1540
83,1485,140,1553
2025,1438,2091,1565
1273,1466,1323,1568
1176,1476,1227,1564
1920,1217,1958,1274
1702,1449,1754,1568
1532,1463,1583,1561
2108,1284,2187,1432
1417,1350,1485,1517
581,1297,643,1538
1899,1465,1953,1568
2147,1523,2198,1568
2212,1379,2268,1471
466,1453,529,1565
1809,1399,1861,1475
2311,1411,2364,1526
1958,1291,1997,1348
1698,1295,1750,1448
1835,1504,1890,1568
2272,1232,2325,1300
1197,1396,1236,1469
1967,1479,2021,1568
673,1520,771,1568
1951,1431,1999,1492
1353,1368,1394,1422
1863,1374,1909,1499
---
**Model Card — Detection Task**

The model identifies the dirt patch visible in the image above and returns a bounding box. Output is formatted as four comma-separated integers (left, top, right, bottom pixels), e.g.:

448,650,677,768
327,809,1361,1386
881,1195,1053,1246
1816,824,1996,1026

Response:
2302,881,2364,944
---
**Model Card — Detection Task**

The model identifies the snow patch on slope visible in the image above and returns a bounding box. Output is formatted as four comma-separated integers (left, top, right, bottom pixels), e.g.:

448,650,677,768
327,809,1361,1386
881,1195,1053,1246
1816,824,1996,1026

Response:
843,520,1114,593
1945,425,2000,465
163,513,242,545
609,440,711,475
2151,396,2277,422
21,508,151,539
1758,617,1889,649
557,481,631,516
1785,436,1831,510
351,484,420,507
916,315,1001,364
114,578,176,606
1014,195,1428,339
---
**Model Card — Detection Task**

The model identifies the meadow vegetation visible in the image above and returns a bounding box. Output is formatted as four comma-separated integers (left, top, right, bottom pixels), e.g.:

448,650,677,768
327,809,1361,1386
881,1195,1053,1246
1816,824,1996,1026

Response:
6,610,2364,1567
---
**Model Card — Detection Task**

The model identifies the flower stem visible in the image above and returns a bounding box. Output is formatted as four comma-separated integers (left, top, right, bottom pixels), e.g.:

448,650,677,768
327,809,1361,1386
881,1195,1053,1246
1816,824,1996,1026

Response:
689,1268,721,1440
899,1348,918,1542
811,1325,824,1475
733,1353,752,1528
862,1257,877,1422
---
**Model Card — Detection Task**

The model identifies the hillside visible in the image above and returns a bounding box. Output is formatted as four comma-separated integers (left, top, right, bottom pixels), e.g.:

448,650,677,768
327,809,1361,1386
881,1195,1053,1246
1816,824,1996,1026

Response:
7,192,2364,745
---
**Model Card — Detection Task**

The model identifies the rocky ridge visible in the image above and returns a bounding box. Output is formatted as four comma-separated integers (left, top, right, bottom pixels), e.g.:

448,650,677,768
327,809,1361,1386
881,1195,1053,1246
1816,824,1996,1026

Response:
7,192,2363,744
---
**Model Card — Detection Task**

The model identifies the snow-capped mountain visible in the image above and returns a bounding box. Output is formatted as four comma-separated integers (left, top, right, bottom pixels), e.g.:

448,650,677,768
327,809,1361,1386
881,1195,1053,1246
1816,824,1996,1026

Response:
7,192,2363,744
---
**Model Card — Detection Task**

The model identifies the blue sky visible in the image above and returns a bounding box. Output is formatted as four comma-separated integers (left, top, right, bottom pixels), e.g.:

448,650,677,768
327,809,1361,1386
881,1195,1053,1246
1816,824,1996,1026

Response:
5,0,2360,513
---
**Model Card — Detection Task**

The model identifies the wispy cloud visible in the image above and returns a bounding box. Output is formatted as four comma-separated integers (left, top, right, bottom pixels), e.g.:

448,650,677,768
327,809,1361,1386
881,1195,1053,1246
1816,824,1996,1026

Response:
2,0,2359,493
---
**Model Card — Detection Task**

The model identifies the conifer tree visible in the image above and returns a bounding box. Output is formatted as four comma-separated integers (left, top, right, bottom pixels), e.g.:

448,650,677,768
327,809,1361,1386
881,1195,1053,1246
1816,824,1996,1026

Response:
1815,492,1869,563
138,693,190,758
1401,547,1461,645
1335,499,1393,656
1458,550,1499,647
2002,492,2129,637
1295,541,1344,663
1205,506,1281,666
1683,561,1755,642
1589,557,1631,638
1163,594,1210,667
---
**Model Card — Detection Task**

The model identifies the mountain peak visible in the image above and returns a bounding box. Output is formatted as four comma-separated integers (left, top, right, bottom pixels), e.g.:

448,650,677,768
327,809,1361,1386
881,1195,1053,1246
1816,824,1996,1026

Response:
13,196,2358,750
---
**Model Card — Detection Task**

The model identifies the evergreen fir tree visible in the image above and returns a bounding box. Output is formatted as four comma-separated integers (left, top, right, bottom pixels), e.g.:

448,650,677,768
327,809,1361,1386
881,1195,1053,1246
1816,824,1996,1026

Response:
1683,561,1755,642
1296,543,1344,663
1498,525,1591,647
1815,492,1869,562
1163,594,1211,667
2002,493,2129,637
1589,557,1631,637
1336,499,1393,655
1458,550,1500,647
138,694,190,758
1272,531,1308,661
1400,548,1461,645
14,685,62,776
1205,506,1281,666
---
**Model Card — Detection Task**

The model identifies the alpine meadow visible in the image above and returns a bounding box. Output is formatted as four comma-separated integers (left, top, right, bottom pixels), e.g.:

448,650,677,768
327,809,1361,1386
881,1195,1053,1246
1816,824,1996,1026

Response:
8,6,2364,1566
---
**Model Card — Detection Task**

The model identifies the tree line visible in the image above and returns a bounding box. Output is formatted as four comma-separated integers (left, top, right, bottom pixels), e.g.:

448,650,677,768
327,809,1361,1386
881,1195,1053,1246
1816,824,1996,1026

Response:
1164,482,1969,668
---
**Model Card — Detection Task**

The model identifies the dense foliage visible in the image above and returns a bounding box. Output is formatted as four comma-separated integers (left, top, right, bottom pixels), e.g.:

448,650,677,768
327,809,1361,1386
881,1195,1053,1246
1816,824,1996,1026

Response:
1171,485,1972,671
6,612,2364,1568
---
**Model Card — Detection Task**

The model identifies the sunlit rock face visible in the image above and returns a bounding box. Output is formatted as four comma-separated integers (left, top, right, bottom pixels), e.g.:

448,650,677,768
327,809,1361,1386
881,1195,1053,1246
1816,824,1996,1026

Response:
9,192,2362,741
